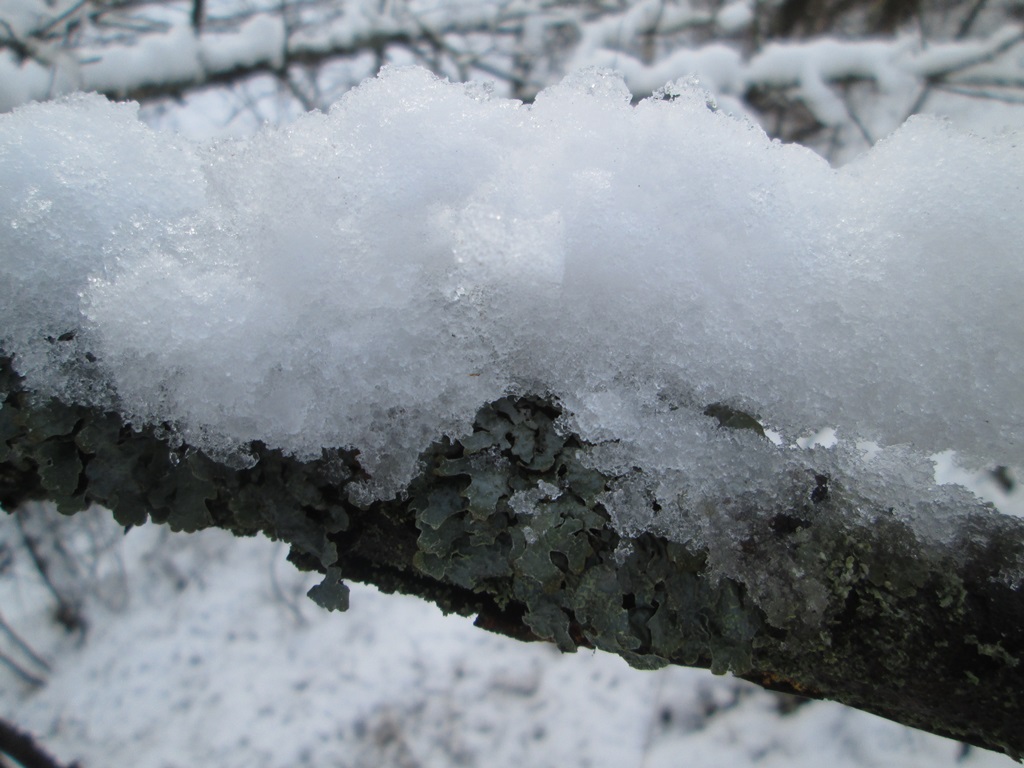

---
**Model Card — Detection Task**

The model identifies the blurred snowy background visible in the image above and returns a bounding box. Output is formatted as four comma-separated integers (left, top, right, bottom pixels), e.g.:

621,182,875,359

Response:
3,0,1024,161
2,0,1023,765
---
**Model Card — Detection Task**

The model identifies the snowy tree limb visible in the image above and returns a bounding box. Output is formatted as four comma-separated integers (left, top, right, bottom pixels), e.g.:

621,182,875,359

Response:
2,355,1023,759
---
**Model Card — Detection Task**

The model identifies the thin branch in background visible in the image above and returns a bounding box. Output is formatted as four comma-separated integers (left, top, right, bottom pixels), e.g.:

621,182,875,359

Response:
956,0,989,39
0,650,46,688
0,612,51,674
925,28,1024,80
237,80,273,124
464,57,520,87
36,0,89,37
638,0,667,64
89,14,170,35
278,0,296,78
913,0,929,47
410,12,456,77
13,514,65,611
268,545,308,628
192,0,205,32
952,74,1024,88
935,82,1024,103
0,19,34,60
277,68,316,113
904,26,1024,123
77,511,130,613
12,512,85,638
903,82,933,121
824,122,844,163
840,85,875,146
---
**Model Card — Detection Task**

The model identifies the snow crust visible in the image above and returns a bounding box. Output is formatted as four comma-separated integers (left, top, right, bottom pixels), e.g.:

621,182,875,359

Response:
1,66,1022,509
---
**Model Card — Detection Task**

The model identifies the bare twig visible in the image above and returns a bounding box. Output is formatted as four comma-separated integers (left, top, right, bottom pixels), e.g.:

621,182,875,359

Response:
921,28,1024,80
268,545,308,627
0,651,47,688
12,513,85,638
934,82,1024,103
841,85,875,146
904,82,932,121
37,1,90,37
0,20,34,60
956,0,989,39
278,68,317,112
192,0,205,32
0,612,51,674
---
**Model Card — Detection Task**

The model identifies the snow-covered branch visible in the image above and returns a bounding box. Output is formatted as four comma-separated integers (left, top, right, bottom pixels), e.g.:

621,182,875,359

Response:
1,60,1022,759
3,359,1024,758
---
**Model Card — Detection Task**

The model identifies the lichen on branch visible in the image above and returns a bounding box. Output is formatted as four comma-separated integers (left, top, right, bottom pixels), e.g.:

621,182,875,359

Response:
2,354,1024,757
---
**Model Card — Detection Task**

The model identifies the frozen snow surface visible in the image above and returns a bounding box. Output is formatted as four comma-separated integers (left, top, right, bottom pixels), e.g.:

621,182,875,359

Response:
0,510,1017,768
1,66,1022,515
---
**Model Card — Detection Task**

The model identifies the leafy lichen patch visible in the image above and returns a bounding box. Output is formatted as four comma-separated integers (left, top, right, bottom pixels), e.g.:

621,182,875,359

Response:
4,358,1024,758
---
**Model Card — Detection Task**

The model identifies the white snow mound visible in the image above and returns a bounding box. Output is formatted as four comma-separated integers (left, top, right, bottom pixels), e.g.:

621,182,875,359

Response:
1,65,1021,504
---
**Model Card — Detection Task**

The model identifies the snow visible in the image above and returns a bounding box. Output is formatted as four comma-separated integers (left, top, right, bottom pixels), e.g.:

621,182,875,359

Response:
567,25,1023,98
80,14,290,94
573,42,746,97
0,0,48,38
745,38,917,123
0,507,1017,767
716,1,754,34
571,0,713,55
81,25,204,95
0,52,53,111
1,66,1022,521
200,15,286,73
907,26,1024,77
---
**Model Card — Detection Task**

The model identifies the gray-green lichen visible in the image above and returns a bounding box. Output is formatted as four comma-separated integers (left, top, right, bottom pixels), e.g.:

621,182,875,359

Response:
404,395,761,674
3,354,1024,759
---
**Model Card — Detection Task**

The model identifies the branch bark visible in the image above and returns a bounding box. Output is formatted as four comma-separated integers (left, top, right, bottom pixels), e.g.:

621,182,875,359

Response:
1,354,1023,759
0,718,77,768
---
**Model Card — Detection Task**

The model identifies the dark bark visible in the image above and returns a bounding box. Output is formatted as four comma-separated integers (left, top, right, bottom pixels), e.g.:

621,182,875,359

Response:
0,719,77,768
190,0,205,32
1,354,1023,759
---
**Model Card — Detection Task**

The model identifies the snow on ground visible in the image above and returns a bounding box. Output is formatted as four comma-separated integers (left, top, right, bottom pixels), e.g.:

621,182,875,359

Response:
0,506,1017,767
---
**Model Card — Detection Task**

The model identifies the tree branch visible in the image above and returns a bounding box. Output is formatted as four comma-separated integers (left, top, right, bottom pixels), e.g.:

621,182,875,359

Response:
1,353,1023,759
0,718,77,768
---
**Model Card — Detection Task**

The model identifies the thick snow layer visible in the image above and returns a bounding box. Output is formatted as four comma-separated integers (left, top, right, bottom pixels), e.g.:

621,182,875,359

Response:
1,66,1022,508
